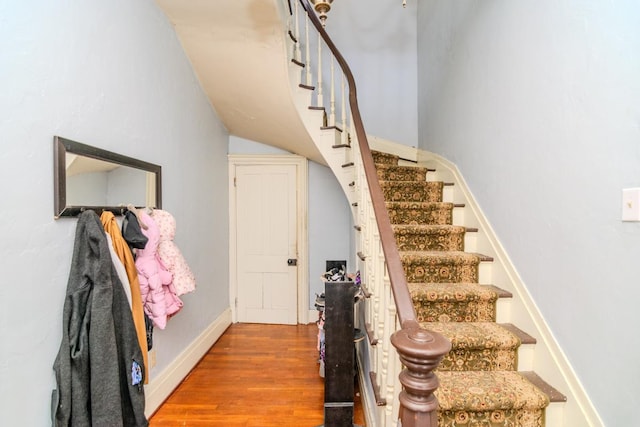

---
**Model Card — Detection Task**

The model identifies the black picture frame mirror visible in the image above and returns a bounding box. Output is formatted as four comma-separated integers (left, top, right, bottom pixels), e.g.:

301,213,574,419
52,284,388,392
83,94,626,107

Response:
53,136,162,218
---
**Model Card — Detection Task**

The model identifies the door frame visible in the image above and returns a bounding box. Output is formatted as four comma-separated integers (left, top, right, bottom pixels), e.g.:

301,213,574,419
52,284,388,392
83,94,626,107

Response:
228,154,309,324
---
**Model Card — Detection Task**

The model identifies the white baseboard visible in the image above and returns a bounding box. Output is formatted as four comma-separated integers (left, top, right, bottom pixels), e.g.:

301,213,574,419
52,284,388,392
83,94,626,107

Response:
144,308,233,417
355,343,379,427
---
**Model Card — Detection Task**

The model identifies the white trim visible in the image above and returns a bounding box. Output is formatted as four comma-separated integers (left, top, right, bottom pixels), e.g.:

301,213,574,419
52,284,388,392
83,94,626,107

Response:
355,345,379,427
144,308,232,417
367,134,419,163
228,154,310,324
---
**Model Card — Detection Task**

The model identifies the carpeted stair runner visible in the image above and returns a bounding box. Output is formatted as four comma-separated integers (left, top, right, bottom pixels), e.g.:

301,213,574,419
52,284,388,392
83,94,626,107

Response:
372,150,559,426
436,371,549,427
422,321,520,371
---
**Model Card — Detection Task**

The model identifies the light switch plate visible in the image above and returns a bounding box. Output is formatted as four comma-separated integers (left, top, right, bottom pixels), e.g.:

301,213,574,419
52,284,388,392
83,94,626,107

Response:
622,188,640,221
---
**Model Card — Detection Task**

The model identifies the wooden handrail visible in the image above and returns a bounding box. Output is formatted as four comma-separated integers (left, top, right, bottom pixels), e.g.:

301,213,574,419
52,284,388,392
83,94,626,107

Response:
299,0,416,329
297,2,452,426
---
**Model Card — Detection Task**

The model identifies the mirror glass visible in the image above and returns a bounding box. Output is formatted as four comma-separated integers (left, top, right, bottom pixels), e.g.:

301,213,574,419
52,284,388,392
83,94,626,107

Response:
54,136,162,218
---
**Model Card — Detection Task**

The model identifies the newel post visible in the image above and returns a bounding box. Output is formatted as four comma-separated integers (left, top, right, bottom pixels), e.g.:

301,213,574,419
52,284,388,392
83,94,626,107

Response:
391,326,451,427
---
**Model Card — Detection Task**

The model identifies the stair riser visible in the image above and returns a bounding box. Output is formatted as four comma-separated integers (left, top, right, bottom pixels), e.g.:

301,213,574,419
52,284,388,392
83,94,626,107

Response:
381,182,443,203
438,408,545,427
403,261,479,283
395,231,464,252
431,342,535,372
438,348,518,372
371,152,398,165
376,167,427,182
388,205,453,225
415,301,496,323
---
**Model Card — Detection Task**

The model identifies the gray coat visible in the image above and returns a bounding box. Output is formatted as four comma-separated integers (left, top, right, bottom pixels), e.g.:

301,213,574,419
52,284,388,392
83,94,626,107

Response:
52,210,148,427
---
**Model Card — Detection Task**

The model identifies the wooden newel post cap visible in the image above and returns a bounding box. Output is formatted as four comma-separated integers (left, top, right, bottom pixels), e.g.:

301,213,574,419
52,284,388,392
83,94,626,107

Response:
391,327,451,369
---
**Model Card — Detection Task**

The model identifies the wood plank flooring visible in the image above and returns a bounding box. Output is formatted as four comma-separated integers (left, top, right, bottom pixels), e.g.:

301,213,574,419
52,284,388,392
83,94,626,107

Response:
150,323,365,426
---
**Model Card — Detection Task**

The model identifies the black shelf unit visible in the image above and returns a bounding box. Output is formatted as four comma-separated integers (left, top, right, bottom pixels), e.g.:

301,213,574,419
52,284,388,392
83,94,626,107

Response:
318,280,362,427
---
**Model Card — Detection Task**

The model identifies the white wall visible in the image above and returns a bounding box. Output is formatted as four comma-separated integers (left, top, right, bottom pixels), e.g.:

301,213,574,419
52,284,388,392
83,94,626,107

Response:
229,136,353,308
328,0,418,147
0,1,229,425
307,161,354,305
417,1,640,425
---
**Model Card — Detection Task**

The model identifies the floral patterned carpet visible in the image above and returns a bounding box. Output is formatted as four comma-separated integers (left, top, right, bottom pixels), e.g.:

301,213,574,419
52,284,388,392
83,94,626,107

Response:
373,151,550,427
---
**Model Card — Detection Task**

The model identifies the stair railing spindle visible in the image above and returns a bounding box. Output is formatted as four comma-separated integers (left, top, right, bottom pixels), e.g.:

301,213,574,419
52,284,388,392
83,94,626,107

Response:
329,56,336,126
340,72,347,145
384,284,400,425
305,11,312,86
293,0,301,62
316,30,323,108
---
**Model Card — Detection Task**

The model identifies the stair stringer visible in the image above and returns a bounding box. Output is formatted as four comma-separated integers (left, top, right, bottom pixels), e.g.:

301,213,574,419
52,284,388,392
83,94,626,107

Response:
286,69,359,219
367,137,602,426
278,0,361,218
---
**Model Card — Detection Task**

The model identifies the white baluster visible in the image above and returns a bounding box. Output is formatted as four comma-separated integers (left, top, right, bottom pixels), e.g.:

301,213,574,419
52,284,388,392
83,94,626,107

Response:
293,0,301,62
317,35,324,108
305,13,312,86
347,99,353,146
341,73,347,144
384,290,398,425
329,56,336,126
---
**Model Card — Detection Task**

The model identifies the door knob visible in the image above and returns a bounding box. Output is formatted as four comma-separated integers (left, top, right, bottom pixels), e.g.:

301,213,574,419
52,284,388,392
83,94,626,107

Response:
287,258,297,266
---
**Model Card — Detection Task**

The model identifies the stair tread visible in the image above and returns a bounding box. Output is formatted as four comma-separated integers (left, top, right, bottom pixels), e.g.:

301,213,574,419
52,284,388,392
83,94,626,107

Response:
436,371,551,411
393,224,466,233
386,201,454,208
399,251,487,262
375,163,429,170
520,371,567,403
420,322,521,349
500,323,537,344
380,180,443,186
484,284,513,298
409,282,500,301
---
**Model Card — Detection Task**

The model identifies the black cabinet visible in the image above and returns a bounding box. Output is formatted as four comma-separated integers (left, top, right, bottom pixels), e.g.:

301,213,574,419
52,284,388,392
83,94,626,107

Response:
318,280,361,427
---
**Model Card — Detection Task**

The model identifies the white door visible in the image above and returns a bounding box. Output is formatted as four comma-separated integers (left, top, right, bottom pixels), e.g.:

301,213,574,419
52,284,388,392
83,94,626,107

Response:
234,163,298,324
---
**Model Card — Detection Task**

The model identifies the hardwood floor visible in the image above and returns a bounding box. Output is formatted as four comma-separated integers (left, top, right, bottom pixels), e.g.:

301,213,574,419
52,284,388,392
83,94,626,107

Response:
150,323,365,426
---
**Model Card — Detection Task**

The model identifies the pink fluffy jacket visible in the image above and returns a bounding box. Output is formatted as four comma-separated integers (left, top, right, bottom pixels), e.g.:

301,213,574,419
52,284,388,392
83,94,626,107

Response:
135,211,183,329
153,209,196,296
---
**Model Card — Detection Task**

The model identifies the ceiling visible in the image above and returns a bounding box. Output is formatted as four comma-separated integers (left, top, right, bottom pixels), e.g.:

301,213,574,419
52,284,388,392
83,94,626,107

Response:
154,0,323,163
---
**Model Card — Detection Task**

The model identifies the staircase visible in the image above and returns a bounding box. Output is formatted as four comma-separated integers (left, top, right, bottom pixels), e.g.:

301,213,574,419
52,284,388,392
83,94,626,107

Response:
372,150,565,426
279,4,567,423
